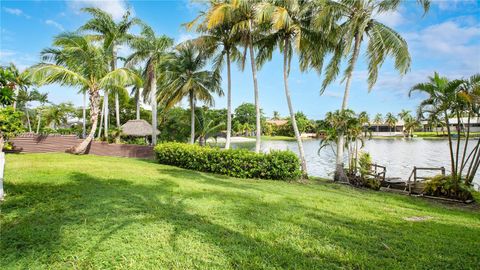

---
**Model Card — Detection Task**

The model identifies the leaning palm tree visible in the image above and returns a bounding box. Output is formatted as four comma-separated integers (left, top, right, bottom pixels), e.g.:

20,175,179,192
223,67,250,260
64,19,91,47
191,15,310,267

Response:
158,43,223,144
316,0,430,181
27,33,140,153
207,0,263,153
254,0,324,177
186,7,241,149
79,7,143,137
125,26,173,145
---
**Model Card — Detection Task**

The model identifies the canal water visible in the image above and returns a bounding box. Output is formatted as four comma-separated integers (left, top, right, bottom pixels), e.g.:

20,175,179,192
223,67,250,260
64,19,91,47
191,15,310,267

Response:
231,138,480,188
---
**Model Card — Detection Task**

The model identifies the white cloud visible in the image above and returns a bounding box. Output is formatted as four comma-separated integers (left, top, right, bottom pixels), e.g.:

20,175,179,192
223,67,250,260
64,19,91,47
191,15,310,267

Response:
3,7,31,19
0,50,16,58
176,32,196,45
68,0,132,20
433,0,477,10
375,9,405,27
404,20,480,71
45,19,65,31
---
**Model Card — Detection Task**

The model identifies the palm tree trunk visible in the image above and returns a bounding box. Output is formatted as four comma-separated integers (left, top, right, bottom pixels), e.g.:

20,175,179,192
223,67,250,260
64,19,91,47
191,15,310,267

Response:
36,111,41,134
151,73,158,145
82,91,87,139
103,90,109,140
335,33,361,182
71,89,100,154
189,91,195,144
111,50,121,128
115,92,120,127
136,88,141,120
97,98,104,139
444,112,456,177
225,51,232,149
248,20,261,154
25,106,32,132
283,38,307,178
0,147,5,201
455,112,461,178
460,112,471,177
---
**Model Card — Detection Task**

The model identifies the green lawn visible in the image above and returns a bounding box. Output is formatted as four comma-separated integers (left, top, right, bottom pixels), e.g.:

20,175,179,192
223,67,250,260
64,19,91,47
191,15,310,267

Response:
261,135,298,141
1,153,479,269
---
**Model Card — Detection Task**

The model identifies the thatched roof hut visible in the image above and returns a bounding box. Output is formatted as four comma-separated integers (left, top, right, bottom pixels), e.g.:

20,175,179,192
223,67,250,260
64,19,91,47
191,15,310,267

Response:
121,120,160,137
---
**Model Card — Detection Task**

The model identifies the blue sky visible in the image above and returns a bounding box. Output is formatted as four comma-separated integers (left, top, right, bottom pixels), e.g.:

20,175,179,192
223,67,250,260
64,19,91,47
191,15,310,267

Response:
1,0,479,119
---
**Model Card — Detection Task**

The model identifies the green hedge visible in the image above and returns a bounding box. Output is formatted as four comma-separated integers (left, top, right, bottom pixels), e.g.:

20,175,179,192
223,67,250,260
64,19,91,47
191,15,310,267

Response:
154,142,301,180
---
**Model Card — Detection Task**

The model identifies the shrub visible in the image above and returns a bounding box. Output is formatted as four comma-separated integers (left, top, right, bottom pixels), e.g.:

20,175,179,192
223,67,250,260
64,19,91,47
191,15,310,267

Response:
154,142,301,180
423,175,473,201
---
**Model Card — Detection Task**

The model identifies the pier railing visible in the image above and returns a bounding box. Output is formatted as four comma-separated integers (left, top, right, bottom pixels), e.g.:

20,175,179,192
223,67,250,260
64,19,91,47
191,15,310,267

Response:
407,166,446,194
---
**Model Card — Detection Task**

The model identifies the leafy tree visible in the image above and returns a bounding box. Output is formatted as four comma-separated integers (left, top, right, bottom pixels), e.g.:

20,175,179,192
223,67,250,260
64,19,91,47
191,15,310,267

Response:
0,65,20,107
233,103,259,127
195,109,225,146
80,7,143,132
187,5,241,149
207,0,263,153
317,0,430,181
28,33,140,153
0,107,24,200
126,25,173,145
158,43,223,144
385,113,398,134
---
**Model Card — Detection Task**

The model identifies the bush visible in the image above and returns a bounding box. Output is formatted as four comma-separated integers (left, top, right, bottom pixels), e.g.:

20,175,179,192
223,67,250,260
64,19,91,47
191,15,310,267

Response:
154,142,301,180
423,175,473,201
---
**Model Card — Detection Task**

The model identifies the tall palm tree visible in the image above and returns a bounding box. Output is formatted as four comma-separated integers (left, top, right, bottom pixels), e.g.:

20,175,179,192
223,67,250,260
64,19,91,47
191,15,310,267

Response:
317,0,430,181
126,26,173,145
28,33,140,153
373,113,383,132
186,6,241,149
273,111,280,120
254,0,325,177
397,109,411,122
207,0,263,153
158,43,223,144
385,113,397,134
80,7,143,137
129,67,145,120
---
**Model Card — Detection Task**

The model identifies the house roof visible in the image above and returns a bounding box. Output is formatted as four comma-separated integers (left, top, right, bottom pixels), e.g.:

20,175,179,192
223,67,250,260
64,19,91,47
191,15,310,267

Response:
266,119,288,126
120,120,160,137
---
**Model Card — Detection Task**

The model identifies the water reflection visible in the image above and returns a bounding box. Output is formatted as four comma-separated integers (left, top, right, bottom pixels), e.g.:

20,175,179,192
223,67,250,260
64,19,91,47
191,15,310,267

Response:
231,138,479,187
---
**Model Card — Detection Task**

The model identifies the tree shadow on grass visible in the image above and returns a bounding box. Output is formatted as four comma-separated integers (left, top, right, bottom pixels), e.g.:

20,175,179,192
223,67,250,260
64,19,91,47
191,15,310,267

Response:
1,171,479,269
0,172,346,269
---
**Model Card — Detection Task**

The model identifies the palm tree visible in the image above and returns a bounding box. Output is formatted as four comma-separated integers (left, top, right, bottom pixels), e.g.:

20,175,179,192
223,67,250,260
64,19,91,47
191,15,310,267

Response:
385,113,397,134
358,111,370,137
373,113,383,133
16,88,47,132
398,109,411,121
126,26,173,145
158,43,223,144
254,0,322,177
186,5,241,150
273,111,280,120
28,33,140,153
207,0,263,153
43,102,75,129
80,7,143,137
317,0,430,181
129,67,145,120
195,109,225,146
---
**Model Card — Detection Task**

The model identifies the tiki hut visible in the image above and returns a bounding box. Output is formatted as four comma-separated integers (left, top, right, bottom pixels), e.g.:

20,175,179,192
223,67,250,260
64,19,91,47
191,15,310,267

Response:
121,120,160,138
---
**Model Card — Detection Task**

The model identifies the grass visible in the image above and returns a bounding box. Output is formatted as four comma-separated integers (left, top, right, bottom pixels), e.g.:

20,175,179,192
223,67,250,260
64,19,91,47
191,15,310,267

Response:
413,131,480,138
1,153,479,269
261,135,298,141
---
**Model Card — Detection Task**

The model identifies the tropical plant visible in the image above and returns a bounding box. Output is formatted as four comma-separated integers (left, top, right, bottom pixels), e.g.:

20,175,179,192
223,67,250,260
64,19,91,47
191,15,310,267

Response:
16,88,48,132
0,107,24,200
0,65,22,107
317,0,430,181
158,43,223,145
80,7,143,135
358,111,370,136
255,0,322,177
385,112,397,134
206,0,263,153
272,111,280,120
27,33,140,153
195,109,225,146
126,25,173,145
186,5,241,149
411,72,480,186
373,113,383,132
42,102,76,130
